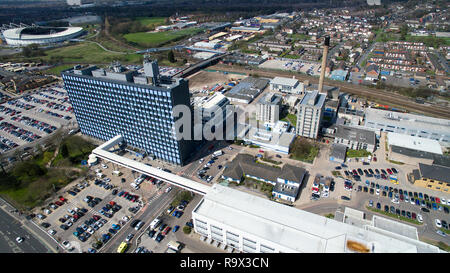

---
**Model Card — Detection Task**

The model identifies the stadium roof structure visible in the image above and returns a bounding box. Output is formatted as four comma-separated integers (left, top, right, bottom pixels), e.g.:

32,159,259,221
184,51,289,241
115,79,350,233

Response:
2,26,84,45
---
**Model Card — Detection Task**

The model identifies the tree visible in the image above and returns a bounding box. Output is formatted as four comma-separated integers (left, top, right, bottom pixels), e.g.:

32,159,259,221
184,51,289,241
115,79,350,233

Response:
183,226,192,234
168,50,176,63
399,24,409,41
60,143,69,158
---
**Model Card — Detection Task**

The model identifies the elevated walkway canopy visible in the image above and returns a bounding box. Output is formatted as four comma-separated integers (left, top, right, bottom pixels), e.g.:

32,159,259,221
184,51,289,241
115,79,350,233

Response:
91,135,210,195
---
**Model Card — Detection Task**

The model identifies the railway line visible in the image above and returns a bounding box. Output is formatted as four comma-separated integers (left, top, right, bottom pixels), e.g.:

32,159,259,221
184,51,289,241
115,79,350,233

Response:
210,64,450,119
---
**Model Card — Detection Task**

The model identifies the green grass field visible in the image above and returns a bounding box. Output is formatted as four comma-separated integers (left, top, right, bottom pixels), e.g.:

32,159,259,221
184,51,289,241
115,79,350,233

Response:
135,17,166,27
41,42,142,64
42,64,74,76
123,27,204,48
281,113,297,125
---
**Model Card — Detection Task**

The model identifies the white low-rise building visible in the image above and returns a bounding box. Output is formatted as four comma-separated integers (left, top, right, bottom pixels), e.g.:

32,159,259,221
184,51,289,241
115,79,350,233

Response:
269,76,304,94
364,108,450,147
192,184,442,253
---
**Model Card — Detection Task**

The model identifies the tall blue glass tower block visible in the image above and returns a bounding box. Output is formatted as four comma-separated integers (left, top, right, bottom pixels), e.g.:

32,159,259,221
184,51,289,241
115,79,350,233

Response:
61,60,194,165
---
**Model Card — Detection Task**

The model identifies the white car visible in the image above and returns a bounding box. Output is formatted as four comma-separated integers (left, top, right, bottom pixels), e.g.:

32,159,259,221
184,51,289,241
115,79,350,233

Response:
321,191,329,198
375,189,380,195
66,221,73,227
417,214,423,223
87,228,94,235
391,198,399,204
410,199,415,205
125,233,134,242
48,229,56,235
104,178,111,183
441,198,447,205
62,241,71,249
122,216,130,222
435,219,442,228
16,237,24,243
165,187,172,193
101,164,108,169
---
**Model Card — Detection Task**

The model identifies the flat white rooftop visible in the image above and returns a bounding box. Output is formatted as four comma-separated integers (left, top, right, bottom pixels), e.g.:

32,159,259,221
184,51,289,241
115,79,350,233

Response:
194,184,442,253
270,76,299,87
388,132,443,155
365,108,450,135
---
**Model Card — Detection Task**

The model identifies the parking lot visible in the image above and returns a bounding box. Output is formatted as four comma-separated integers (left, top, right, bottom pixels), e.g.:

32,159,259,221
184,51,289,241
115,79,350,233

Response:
28,154,177,253
135,193,226,253
179,140,242,185
258,58,321,76
354,174,450,230
0,82,75,156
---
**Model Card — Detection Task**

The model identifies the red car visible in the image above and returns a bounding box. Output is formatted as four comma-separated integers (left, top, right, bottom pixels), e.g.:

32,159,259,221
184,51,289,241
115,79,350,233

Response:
109,201,116,206
435,197,441,204
373,157,377,162
55,201,63,206
387,169,393,175
59,196,66,202
93,215,101,221
162,226,171,235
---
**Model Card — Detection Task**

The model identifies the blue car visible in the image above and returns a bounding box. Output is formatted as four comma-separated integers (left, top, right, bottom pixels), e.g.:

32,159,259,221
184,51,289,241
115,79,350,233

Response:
432,203,438,210
419,193,423,199
384,186,388,191
415,199,420,206
173,225,180,233
365,180,370,186
175,211,183,218
388,192,393,198
112,224,121,230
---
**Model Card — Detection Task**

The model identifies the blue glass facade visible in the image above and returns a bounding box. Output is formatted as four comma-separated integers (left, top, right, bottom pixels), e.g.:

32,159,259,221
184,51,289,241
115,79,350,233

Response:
61,67,193,165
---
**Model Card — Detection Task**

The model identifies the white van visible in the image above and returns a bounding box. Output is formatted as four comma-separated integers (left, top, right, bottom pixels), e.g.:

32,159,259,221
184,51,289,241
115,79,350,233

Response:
112,170,122,176
130,182,140,190
167,240,181,251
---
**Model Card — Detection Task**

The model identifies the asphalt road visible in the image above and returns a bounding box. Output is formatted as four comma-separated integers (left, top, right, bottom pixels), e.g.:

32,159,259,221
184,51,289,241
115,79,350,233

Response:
100,186,178,253
0,207,50,253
